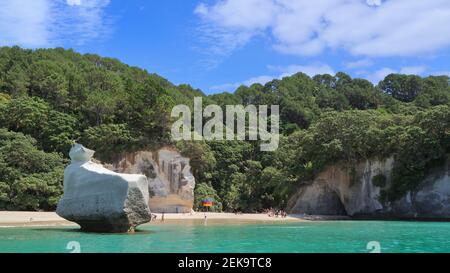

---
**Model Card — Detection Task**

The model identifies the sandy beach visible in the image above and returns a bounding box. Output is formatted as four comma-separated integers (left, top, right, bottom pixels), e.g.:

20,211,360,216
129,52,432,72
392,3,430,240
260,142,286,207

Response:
0,211,309,228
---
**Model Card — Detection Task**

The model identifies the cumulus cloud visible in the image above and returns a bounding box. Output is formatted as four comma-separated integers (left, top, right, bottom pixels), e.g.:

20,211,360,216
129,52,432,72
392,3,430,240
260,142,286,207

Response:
244,75,275,86
211,63,334,91
0,0,111,47
0,0,50,47
67,0,82,6
366,0,382,7
399,66,427,75
275,63,335,78
344,58,373,69
366,67,397,83
366,65,428,84
195,0,450,58
430,71,450,77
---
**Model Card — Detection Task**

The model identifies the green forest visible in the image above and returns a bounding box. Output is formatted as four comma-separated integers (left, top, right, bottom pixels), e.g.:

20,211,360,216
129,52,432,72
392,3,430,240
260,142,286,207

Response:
0,46,448,212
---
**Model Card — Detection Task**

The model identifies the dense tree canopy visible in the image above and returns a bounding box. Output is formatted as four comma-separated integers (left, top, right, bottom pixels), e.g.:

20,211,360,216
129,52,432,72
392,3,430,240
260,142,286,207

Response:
0,129,65,210
0,46,448,212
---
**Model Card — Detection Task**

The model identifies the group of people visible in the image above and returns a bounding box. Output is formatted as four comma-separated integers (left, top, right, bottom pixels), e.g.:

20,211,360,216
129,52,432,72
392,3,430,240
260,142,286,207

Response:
265,208,288,218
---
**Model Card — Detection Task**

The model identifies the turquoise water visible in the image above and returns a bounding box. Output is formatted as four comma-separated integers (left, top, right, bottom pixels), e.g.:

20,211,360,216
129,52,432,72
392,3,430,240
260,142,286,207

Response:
1,220,450,253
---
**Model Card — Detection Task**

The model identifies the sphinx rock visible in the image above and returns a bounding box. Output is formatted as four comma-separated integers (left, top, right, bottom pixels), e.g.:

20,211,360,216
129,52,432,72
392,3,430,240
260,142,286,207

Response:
56,144,151,233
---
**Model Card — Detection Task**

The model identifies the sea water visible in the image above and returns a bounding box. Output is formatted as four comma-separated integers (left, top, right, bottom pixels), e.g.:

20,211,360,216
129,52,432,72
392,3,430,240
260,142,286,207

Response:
1,220,450,253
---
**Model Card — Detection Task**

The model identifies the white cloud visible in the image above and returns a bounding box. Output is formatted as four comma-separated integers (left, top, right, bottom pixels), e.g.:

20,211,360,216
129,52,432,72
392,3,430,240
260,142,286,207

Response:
243,75,275,86
399,66,427,75
429,71,450,77
67,0,82,6
276,63,335,78
344,58,373,69
0,0,50,47
194,23,254,69
367,67,396,83
211,63,334,91
195,0,276,31
210,82,242,92
0,0,111,47
366,65,428,83
366,0,382,7
195,0,450,58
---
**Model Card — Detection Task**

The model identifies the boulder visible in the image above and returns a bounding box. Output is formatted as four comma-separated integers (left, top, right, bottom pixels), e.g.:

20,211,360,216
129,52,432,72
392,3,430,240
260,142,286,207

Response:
56,144,151,233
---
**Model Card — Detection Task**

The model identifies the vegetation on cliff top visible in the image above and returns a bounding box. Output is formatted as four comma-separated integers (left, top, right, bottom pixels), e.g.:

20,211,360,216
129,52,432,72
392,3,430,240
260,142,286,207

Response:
0,46,449,211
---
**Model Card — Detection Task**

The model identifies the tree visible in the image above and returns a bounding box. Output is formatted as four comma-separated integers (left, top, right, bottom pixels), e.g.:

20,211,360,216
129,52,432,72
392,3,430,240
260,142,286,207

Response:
416,105,450,151
379,74,423,102
3,65,29,97
85,89,117,126
0,129,65,210
388,126,443,201
415,76,450,107
316,88,349,111
194,183,222,212
29,60,68,108
176,140,217,184
0,46,449,213
81,124,136,162
0,96,49,141
0,93,10,104
42,110,79,155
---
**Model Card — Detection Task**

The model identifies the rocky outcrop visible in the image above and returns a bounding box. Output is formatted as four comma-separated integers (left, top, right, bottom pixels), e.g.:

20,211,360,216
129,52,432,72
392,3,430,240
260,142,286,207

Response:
110,148,195,213
390,162,450,218
56,144,151,233
287,157,450,219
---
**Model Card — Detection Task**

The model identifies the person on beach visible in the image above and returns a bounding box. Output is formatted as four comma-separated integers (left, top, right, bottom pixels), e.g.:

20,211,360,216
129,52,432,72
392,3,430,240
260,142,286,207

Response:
161,212,165,222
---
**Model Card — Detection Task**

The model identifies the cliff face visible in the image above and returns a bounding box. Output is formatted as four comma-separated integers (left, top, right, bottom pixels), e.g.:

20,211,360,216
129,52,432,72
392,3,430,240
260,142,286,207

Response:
287,157,450,219
110,148,195,213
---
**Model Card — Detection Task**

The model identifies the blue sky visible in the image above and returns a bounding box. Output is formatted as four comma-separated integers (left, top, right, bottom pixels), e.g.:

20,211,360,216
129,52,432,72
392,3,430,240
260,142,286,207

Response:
0,0,449,94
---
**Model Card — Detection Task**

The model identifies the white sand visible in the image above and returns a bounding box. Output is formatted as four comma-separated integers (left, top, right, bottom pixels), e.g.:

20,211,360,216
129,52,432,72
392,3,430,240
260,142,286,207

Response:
154,212,303,221
0,211,305,227
0,211,72,227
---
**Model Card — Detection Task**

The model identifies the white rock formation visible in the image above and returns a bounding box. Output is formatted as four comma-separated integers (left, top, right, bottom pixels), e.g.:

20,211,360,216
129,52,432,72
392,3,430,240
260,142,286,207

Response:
111,148,195,213
56,144,151,233
393,160,450,218
288,158,393,216
288,156,450,219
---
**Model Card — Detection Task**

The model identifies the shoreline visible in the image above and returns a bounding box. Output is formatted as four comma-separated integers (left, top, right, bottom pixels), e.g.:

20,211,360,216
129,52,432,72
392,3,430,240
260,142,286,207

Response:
2,211,445,228
0,211,314,228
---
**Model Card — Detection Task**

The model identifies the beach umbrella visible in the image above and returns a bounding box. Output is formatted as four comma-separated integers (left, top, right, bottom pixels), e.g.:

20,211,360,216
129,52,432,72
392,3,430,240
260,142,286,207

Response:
201,198,214,211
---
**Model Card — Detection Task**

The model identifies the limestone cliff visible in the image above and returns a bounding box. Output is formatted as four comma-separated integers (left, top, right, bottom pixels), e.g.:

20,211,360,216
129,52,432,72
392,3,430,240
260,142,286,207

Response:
109,148,195,213
287,157,450,219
